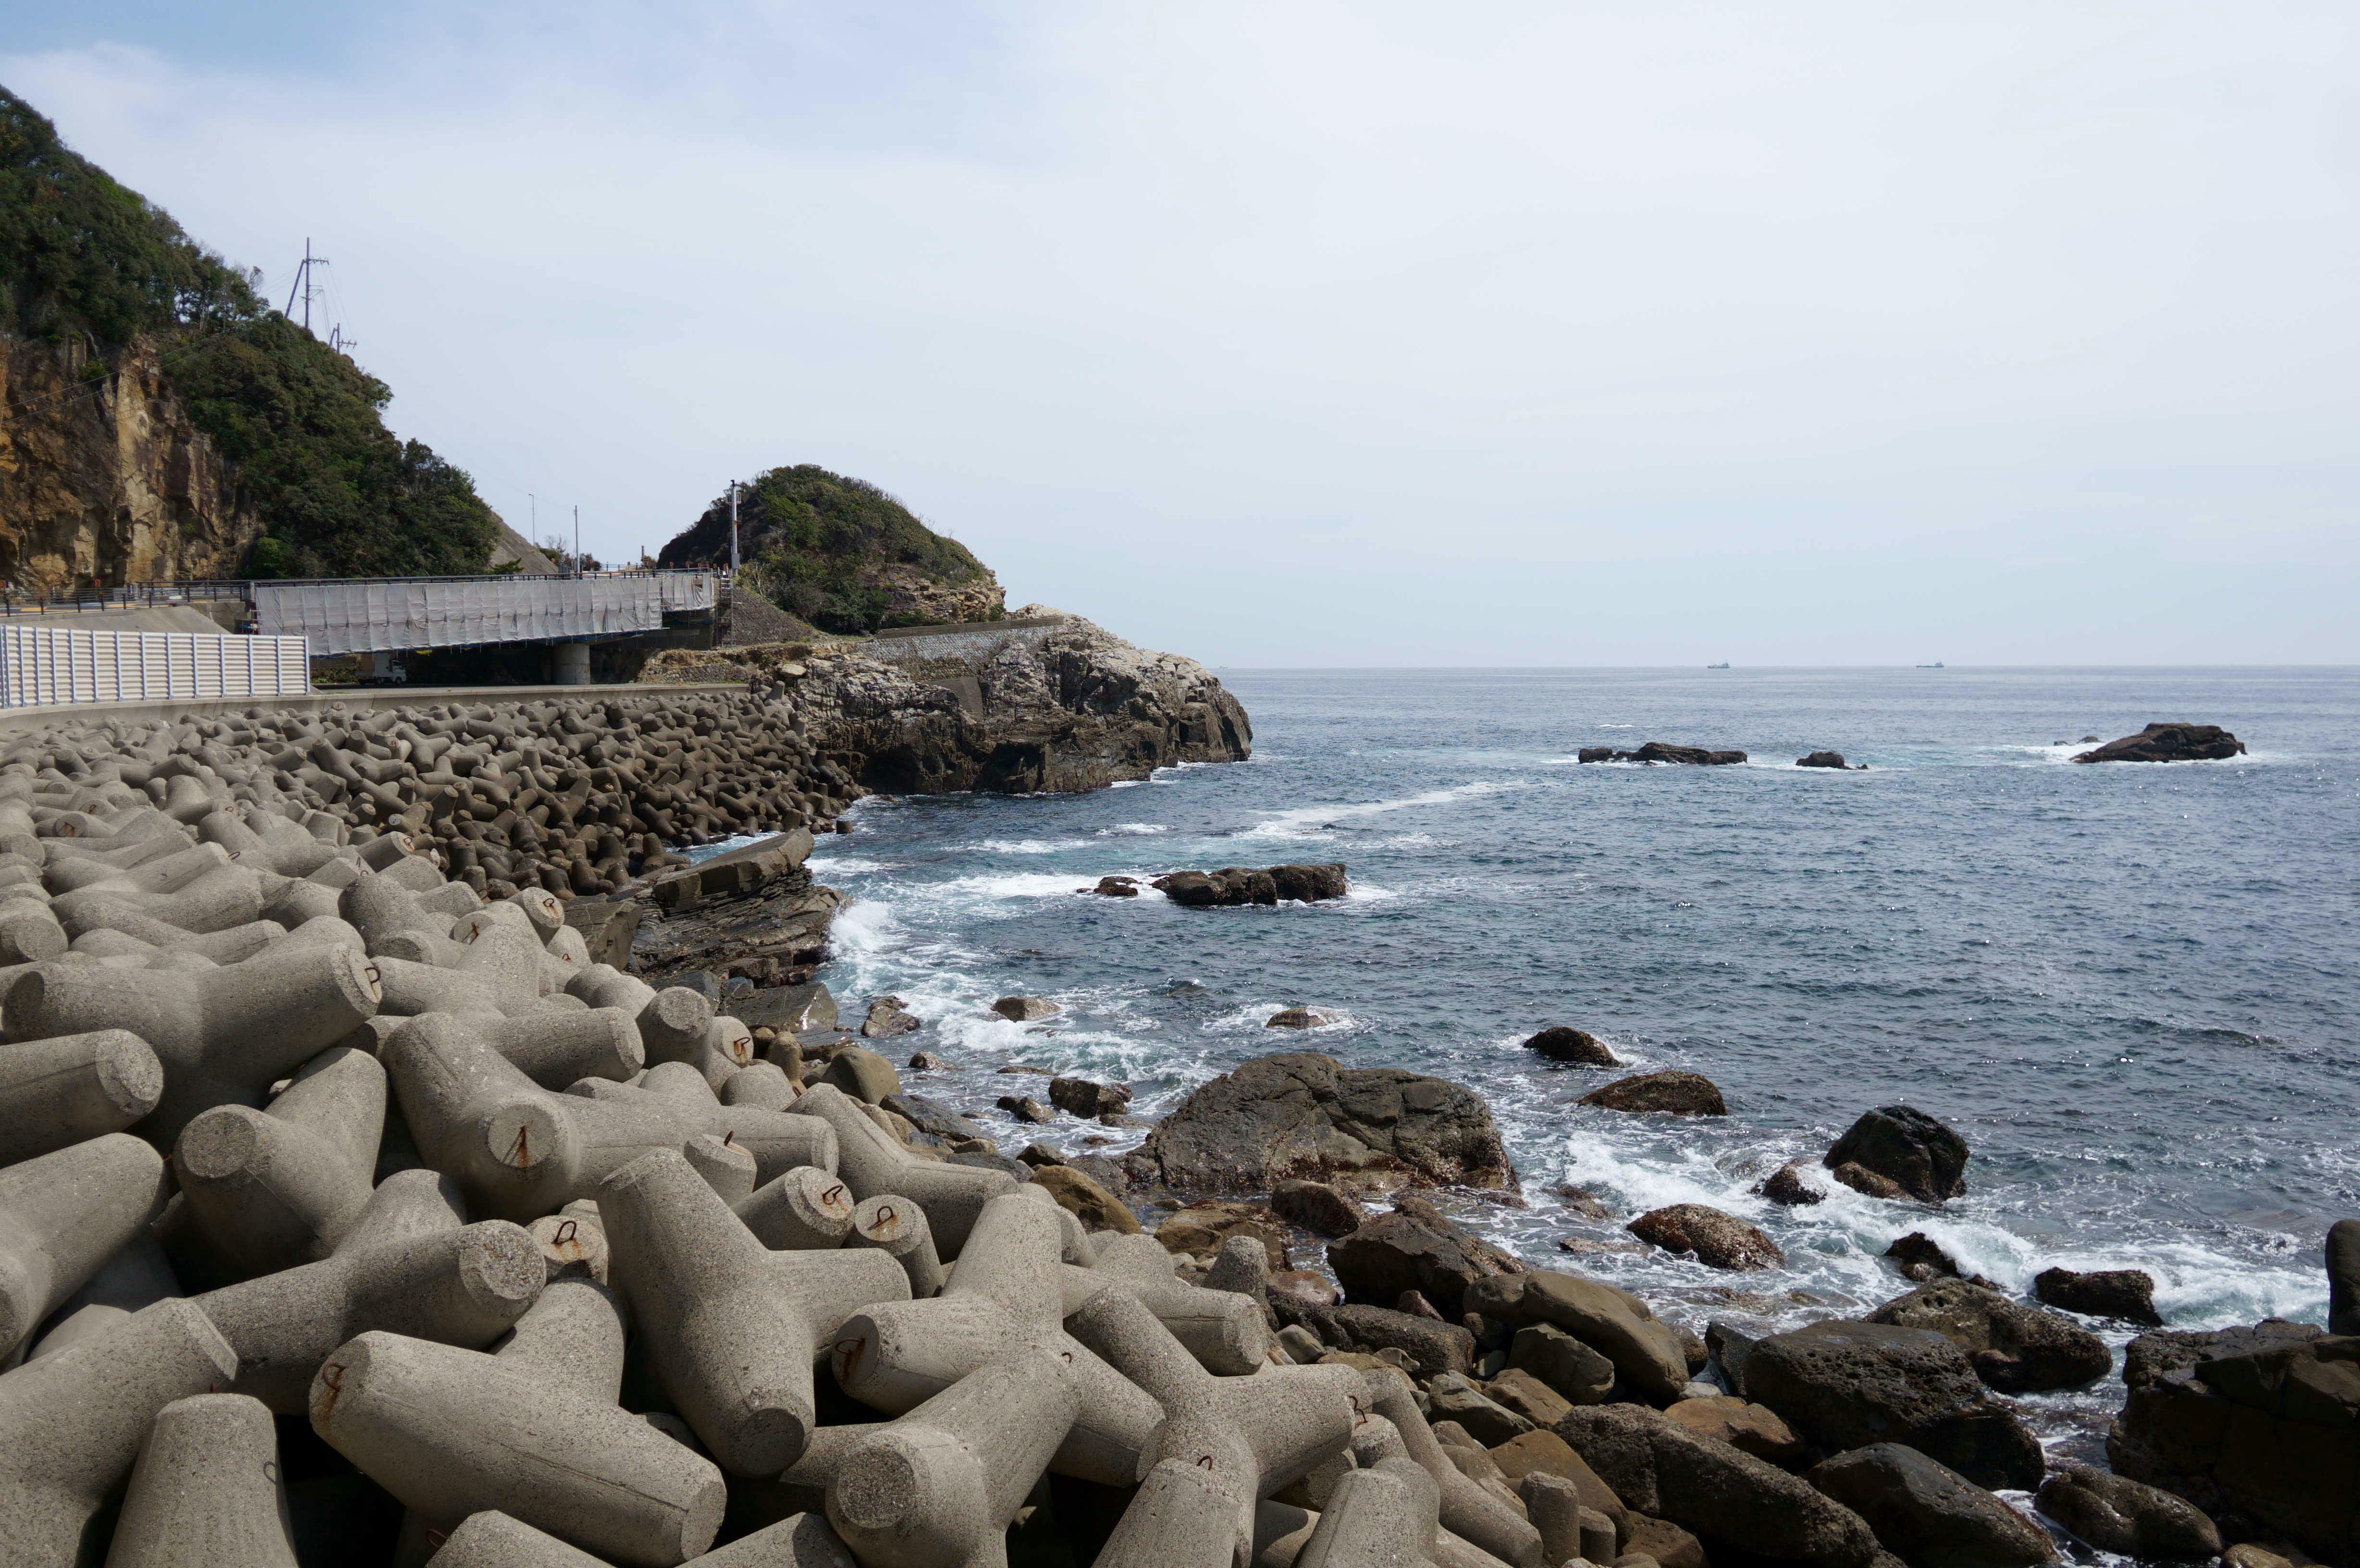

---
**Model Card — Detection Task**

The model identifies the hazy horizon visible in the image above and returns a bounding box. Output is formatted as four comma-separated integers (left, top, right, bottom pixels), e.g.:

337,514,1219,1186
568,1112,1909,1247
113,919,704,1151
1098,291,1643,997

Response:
9,2,2355,667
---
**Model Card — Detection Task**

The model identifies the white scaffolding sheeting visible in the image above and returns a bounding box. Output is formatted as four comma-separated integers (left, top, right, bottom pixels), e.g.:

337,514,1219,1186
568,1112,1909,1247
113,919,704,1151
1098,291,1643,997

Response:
0,626,310,708
254,576,676,656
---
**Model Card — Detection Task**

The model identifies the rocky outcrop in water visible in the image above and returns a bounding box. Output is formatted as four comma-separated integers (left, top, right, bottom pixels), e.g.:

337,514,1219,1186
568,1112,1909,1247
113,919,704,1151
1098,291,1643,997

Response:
2073,723,2247,763
1153,863,1347,906
1578,741,1747,765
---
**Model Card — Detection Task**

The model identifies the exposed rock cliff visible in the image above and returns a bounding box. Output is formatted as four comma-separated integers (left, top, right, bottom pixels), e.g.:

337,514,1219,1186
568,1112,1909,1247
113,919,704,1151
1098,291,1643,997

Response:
0,333,261,589
639,606,1251,793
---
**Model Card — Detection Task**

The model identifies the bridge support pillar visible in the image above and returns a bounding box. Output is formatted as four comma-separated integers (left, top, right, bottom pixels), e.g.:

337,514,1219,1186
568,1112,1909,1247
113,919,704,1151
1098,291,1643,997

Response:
553,643,591,685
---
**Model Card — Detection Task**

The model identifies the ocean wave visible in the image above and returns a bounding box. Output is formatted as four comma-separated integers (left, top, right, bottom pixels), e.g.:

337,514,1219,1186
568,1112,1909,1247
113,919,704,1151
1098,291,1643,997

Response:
963,838,1092,855
1100,823,1170,835
1236,779,1523,841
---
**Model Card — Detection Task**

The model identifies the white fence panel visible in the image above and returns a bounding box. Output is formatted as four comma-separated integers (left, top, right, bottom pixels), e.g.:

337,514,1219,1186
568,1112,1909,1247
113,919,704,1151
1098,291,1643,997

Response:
0,627,311,709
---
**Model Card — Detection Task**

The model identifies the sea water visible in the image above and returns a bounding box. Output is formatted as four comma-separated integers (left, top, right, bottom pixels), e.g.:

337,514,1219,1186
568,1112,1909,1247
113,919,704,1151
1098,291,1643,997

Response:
805,665,2360,1457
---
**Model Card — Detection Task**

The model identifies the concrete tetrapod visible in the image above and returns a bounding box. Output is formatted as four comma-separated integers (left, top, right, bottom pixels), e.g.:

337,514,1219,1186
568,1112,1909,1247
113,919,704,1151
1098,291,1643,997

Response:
829,1191,1161,1487
1361,1367,1542,1568
0,1298,241,1568
1292,1468,1432,1568
736,1164,856,1250
174,1043,386,1273
0,1028,163,1164
787,1083,1017,1256
1066,1284,1362,1563
10,940,383,1142
105,1392,299,1568
1061,1231,1274,1374
682,1511,858,1568
825,1350,1082,1568
197,1218,547,1410
848,1193,946,1297
25,1231,180,1361
385,1015,835,1223
601,1146,909,1475
423,1512,614,1568
0,1129,174,1360
310,1330,725,1568
1092,1459,1245,1568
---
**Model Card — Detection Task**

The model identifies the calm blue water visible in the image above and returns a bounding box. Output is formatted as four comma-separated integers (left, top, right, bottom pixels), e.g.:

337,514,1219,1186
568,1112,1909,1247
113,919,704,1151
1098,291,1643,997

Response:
809,666,2360,1447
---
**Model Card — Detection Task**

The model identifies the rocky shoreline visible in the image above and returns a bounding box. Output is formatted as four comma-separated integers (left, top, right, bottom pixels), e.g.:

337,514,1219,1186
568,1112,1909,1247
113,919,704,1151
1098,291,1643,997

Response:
0,646,2329,1568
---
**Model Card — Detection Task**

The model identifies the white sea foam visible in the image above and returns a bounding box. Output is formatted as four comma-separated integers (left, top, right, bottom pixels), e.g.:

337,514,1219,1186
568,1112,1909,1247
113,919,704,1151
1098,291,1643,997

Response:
1237,779,1520,841
806,855,893,875
966,838,1092,855
1100,823,1169,835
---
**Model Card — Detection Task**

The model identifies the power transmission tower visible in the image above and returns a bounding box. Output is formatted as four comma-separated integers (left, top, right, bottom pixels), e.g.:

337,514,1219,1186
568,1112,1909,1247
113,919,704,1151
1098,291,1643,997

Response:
282,239,329,334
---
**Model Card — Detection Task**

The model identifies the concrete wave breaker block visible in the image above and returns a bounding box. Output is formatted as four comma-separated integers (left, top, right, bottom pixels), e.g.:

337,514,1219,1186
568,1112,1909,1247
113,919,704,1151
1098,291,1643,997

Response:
568,1062,837,1183
11,941,383,1141
824,1350,1081,1568
682,1130,758,1204
197,1219,546,1410
25,1231,179,1362
847,1193,945,1298
1091,1458,1246,1568
0,1130,173,1360
831,1192,1158,1488
0,1027,163,1163
0,1298,241,1567
483,1008,645,1088
311,1330,725,1568
175,1043,386,1273
1061,1230,1273,1374
736,1165,856,1250
107,1391,299,1568
51,861,268,939
424,1511,615,1568
602,1147,909,1475
1291,1467,1433,1568
1363,1367,1541,1568
1069,1285,1363,1562
387,1016,834,1222
787,1083,1017,1256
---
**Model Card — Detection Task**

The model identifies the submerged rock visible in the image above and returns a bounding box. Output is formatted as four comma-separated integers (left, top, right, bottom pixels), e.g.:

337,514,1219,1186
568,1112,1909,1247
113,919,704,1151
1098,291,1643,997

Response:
1522,1026,1621,1066
859,995,921,1038
1824,1105,1969,1202
1796,751,1865,770
1264,1007,1334,1029
1046,1076,1131,1118
1627,1204,1784,1272
2034,1265,2163,1327
1577,741,1748,765
1758,1159,1827,1207
2072,723,2246,763
990,995,1059,1022
1579,1070,1728,1116
1153,862,1348,906
1122,1051,1521,1196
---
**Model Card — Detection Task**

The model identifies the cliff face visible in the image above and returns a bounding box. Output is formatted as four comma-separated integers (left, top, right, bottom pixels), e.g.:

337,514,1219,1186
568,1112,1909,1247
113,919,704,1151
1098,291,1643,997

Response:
0,333,262,590
640,608,1252,794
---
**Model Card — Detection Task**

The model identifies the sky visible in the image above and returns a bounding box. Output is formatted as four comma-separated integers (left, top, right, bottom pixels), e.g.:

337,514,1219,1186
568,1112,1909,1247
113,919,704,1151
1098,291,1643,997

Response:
7,2,2357,665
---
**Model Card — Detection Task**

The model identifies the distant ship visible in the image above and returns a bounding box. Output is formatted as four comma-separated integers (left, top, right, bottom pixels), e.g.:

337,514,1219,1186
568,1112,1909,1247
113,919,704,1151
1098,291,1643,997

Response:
1916,661,1945,668
1706,662,1729,669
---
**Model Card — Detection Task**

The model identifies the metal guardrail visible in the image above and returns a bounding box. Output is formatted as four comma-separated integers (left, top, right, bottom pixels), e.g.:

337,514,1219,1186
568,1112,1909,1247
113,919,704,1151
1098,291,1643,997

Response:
0,626,311,708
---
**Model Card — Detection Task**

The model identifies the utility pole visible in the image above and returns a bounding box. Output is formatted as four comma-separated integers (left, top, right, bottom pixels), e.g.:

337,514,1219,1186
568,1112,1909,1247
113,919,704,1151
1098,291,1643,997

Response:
282,239,328,334
573,505,581,576
729,482,741,576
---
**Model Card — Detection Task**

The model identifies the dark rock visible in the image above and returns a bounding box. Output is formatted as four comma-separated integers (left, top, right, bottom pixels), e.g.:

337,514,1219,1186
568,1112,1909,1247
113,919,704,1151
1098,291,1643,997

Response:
1663,1395,1811,1469
1122,1051,1521,1196
1083,875,1140,897
1427,1372,1534,1446
1488,1429,1632,1529
1270,1178,1366,1237
2108,1329,2360,1560
2329,1219,2360,1334
1579,1071,1728,1116
2034,1266,2163,1327
1706,1321,1763,1396
1264,1007,1333,1029
1487,1367,1577,1429
1758,1159,1827,1206
2072,723,2247,763
1510,1322,1618,1406
1831,1161,1909,1200
1151,863,1347,906
1555,1183,1614,1221
1744,1319,2046,1492
2121,1320,2324,1391
1017,1142,1064,1167
882,1092,991,1146
1396,1289,1445,1321
1825,1106,1969,1202
1272,1296,1475,1379
1328,1197,1528,1318
1466,1270,1691,1404
1885,1232,1963,1283
1797,751,1865,770
1524,1026,1621,1066
1047,1076,1131,1119
1627,1204,1783,1272
1865,1279,2110,1393
905,1051,954,1071
1620,1515,1709,1568
995,1094,1053,1124
1577,742,1749,766
860,994,921,1038
1674,1324,1709,1376
991,994,1059,1022
1155,1199,1291,1269
995,1063,1053,1075
2037,1461,2221,1560
1807,1443,2058,1567
1553,1403,1885,1567
737,981,838,1034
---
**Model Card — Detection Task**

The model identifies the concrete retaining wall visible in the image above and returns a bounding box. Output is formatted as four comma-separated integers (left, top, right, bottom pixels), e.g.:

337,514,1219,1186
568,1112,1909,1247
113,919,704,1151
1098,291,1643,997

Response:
0,681,748,738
